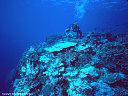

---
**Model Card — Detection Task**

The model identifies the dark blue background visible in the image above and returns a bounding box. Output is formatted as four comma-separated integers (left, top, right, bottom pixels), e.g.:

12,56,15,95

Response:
0,0,128,92
0,0,74,91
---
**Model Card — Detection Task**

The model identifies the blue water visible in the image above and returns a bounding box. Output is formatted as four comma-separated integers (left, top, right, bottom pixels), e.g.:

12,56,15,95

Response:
0,0,128,92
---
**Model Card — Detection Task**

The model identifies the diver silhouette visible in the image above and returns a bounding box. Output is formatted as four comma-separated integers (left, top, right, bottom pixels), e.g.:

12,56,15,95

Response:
65,22,83,38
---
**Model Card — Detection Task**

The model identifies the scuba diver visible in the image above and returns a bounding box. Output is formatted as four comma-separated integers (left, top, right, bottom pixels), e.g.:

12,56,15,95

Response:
65,22,83,38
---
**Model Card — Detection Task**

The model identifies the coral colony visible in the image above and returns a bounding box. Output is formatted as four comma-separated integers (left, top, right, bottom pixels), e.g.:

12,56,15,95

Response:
9,23,128,96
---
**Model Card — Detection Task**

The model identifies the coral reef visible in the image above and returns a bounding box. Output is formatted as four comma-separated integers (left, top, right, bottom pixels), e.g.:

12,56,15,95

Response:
9,23,128,96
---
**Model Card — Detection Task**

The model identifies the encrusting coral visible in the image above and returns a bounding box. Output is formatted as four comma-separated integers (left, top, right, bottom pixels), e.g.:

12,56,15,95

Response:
8,23,128,96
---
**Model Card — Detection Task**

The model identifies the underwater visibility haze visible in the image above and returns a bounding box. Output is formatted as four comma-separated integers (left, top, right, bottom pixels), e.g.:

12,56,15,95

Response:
0,0,128,95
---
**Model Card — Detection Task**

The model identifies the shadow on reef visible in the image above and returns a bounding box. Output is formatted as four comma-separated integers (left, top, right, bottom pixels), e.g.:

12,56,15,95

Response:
6,23,128,96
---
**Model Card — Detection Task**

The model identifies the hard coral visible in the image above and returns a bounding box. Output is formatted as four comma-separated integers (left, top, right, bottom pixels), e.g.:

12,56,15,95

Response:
9,24,128,96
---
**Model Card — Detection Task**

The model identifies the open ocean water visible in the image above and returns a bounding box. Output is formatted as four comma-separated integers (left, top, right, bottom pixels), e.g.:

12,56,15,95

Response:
0,0,128,95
